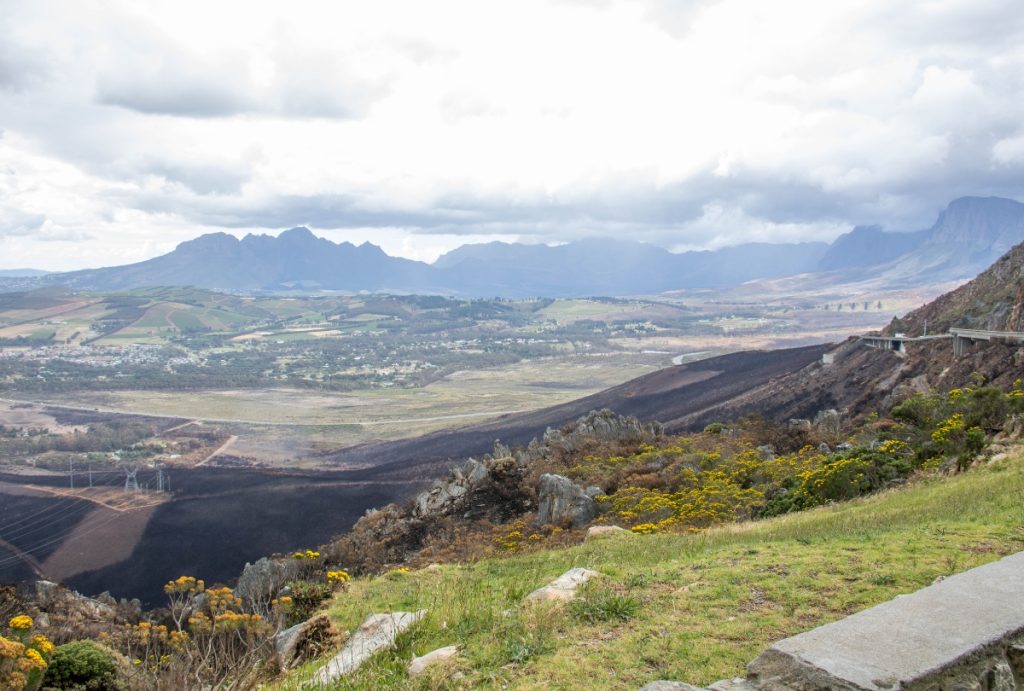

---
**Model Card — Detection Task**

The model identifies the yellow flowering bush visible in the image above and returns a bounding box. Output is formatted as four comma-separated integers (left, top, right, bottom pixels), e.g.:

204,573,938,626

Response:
1,615,53,691
494,520,529,553
326,569,351,587
599,468,762,532
629,523,658,535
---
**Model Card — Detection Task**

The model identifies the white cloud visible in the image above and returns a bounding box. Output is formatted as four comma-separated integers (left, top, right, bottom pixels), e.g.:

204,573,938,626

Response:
0,0,1022,269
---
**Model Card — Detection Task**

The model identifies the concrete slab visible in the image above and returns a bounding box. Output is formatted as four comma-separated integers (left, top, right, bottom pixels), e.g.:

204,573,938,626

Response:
747,551,1024,690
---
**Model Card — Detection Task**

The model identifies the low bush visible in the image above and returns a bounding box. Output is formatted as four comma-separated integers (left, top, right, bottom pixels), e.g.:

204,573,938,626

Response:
42,640,126,691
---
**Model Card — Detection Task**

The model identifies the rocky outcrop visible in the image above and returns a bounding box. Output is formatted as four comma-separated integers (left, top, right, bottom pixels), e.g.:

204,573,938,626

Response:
532,410,662,460
27,581,140,638
328,411,657,574
412,459,487,517
310,610,425,685
236,557,300,608
525,568,601,602
536,474,598,527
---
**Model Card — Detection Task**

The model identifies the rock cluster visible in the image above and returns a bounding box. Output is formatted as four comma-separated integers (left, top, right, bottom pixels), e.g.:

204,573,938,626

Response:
536,473,600,527
27,581,140,638
328,410,657,574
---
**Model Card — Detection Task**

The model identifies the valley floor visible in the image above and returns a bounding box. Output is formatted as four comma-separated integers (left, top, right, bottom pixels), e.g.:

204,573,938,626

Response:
276,453,1024,690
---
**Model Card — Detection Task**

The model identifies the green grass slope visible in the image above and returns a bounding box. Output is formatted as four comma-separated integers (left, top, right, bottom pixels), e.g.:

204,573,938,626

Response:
277,454,1024,690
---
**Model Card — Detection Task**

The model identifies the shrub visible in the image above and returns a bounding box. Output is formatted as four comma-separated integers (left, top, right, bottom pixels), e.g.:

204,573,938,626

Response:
284,580,332,626
42,640,126,691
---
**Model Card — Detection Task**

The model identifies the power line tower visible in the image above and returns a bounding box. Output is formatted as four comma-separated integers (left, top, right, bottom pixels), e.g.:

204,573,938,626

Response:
124,466,139,493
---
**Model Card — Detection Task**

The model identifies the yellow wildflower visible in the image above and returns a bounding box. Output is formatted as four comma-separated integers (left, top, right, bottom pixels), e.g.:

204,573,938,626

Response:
24,648,46,669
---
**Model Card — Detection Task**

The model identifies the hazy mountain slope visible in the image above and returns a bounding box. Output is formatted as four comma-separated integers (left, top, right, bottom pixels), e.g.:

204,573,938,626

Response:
817,225,927,271
867,197,1024,286
888,240,1024,335
433,238,828,296
433,238,685,295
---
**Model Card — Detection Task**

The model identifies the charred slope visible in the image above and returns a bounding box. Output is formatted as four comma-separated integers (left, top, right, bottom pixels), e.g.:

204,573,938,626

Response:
329,344,830,478
684,334,1024,431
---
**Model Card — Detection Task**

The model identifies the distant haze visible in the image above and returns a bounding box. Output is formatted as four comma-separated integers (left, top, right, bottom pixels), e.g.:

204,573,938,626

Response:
1,1,1023,270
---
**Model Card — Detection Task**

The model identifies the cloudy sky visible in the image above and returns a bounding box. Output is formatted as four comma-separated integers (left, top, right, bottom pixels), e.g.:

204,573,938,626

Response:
1,0,1023,270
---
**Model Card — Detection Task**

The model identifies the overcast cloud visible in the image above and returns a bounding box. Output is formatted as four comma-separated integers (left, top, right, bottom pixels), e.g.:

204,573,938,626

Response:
1,0,1022,269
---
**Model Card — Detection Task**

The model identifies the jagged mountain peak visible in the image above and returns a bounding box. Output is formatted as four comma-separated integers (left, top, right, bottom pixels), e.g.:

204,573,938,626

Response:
926,196,1024,252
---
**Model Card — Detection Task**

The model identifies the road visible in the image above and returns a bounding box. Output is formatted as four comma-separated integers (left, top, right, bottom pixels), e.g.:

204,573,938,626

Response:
195,435,238,467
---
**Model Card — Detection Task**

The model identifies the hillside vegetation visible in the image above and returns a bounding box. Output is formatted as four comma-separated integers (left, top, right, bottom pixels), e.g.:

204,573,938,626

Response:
277,450,1024,689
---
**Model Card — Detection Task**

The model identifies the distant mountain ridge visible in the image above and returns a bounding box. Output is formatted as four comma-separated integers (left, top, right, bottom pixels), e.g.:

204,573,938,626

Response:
888,238,1024,335
17,195,1024,297
0,269,50,277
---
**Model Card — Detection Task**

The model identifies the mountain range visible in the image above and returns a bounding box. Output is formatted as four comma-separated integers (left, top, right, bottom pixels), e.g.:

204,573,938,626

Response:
11,195,1024,297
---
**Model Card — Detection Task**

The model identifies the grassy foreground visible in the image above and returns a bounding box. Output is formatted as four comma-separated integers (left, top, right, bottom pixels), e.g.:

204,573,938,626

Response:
276,455,1024,690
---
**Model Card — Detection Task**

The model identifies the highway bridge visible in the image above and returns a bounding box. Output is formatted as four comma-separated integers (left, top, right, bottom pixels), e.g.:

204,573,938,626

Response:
949,328,1024,355
860,328,1024,356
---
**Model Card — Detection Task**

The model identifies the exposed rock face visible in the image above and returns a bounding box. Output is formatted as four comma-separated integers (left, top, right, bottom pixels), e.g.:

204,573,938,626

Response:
34,580,116,621
330,453,531,573
311,610,425,685
407,644,460,676
236,557,300,608
536,474,597,528
275,613,337,671
412,458,489,517
21,581,139,640
535,410,662,459
525,568,600,602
